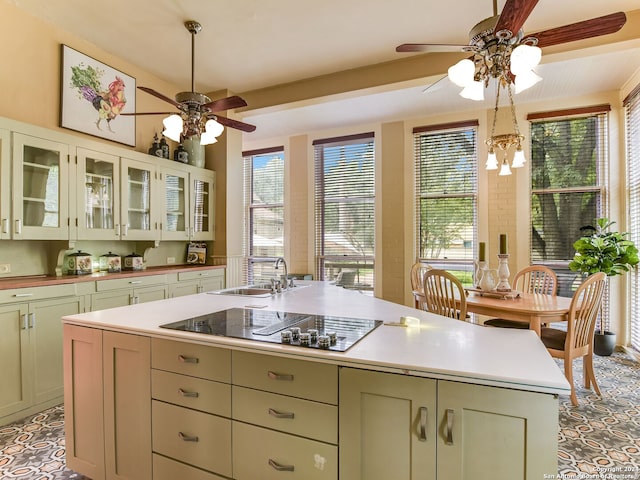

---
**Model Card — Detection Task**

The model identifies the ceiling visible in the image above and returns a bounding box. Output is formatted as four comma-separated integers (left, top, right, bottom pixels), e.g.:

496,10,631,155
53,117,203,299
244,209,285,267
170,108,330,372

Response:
9,0,640,142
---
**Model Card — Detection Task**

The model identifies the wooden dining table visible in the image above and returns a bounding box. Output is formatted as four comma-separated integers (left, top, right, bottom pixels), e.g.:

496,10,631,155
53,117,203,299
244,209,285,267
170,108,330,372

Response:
461,290,573,335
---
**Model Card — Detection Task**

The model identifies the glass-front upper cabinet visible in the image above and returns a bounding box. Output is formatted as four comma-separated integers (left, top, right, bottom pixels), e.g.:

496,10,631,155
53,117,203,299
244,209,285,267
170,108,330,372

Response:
11,133,69,240
161,167,189,240
191,170,215,241
0,129,10,239
76,148,120,240
121,157,158,240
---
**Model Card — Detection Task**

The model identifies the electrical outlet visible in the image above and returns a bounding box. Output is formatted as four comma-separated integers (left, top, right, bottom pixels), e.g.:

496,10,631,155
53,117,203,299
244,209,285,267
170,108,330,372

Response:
0,263,10,274
167,257,176,264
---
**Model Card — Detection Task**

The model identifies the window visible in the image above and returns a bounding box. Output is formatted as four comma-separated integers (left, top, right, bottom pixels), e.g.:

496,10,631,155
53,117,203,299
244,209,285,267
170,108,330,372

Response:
313,133,375,291
243,147,284,283
625,85,640,352
413,121,478,285
528,106,609,297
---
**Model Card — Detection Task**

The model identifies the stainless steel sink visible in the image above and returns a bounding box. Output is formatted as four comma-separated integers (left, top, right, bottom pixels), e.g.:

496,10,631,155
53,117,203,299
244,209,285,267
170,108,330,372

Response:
209,282,310,297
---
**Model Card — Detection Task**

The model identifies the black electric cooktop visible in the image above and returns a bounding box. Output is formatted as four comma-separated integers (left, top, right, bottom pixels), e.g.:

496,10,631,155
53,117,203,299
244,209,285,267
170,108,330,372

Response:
159,308,383,352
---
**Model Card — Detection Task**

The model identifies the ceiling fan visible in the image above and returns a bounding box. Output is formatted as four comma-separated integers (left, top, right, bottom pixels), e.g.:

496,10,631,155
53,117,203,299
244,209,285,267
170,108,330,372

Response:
123,20,256,142
396,0,627,91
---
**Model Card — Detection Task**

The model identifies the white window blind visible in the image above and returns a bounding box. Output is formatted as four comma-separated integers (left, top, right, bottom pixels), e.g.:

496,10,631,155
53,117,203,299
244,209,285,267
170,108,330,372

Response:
528,106,609,298
243,146,284,284
624,85,640,352
313,133,375,290
413,121,478,284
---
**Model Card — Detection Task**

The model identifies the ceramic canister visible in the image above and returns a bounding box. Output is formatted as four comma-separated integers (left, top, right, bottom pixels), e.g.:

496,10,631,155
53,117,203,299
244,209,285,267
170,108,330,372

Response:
123,252,144,271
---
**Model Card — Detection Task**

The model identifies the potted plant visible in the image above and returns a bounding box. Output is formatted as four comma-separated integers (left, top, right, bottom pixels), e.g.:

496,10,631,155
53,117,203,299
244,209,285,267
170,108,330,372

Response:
568,217,639,355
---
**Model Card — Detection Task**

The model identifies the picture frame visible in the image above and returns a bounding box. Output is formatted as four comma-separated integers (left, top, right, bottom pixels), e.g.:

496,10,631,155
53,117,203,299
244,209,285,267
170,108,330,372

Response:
60,44,136,146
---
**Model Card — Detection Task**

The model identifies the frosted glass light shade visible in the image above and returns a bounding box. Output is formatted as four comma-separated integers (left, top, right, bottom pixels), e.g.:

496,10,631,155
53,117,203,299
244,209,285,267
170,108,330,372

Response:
512,148,526,168
499,158,512,176
514,69,542,94
448,59,475,87
200,119,224,145
460,80,484,101
162,115,183,142
486,150,498,170
510,45,541,74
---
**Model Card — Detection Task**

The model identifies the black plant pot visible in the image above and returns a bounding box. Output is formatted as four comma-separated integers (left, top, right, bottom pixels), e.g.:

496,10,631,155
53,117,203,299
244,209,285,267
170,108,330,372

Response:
594,331,616,356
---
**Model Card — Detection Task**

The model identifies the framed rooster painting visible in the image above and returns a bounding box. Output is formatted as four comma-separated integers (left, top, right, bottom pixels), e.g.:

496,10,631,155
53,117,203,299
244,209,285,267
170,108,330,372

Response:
60,45,136,146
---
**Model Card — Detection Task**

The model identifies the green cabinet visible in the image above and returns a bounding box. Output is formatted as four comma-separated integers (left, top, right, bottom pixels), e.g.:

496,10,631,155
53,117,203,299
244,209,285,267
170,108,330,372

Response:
91,275,169,311
169,268,225,298
0,128,10,239
339,368,558,480
0,290,84,424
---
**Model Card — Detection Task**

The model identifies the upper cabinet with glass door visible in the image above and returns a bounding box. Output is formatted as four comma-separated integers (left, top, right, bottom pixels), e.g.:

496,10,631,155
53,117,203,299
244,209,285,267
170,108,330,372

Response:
160,167,189,241
76,148,120,240
190,170,215,241
0,129,10,239
120,157,158,241
11,133,70,240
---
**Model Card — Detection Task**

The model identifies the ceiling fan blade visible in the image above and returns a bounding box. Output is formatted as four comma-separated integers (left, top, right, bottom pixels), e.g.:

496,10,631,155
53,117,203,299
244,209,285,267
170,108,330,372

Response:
214,115,256,133
120,111,176,116
532,12,627,48
138,86,182,108
396,43,468,53
494,0,539,37
202,95,248,112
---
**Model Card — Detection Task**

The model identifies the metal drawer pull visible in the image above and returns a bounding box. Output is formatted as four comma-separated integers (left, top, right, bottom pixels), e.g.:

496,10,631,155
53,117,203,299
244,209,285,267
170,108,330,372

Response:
445,409,454,445
178,432,199,442
418,407,428,441
267,371,294,381
178,388,199,398
268,408,295,419
178,355,199,364
13,293,34,297
269,459,295,472
129,280,142,285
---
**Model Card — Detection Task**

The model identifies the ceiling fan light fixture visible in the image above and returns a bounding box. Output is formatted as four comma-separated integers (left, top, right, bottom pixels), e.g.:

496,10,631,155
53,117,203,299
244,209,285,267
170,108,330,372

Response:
514,69,542,94
460,80,485,101
162,114,184,142
510,44,541,74
200,119,224,145
448,58,476,87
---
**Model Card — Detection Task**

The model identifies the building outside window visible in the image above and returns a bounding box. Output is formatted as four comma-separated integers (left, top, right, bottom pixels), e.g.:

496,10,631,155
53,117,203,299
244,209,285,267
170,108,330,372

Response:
313,133,375,291
528,106,609,298
413,121,478,285
242,147,284,284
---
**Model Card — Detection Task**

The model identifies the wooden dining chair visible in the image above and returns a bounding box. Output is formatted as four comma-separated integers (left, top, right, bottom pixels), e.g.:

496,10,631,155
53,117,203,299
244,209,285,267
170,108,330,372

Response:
484,265,558,329
540,272,607,406
421,269,468,321
410,261,432,309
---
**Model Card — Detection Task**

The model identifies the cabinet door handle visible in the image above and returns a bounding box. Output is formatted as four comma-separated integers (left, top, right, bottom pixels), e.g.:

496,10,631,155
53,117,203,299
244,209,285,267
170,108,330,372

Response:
21,314,28,330
268,408,295,419
13,293,34,298
445,409,454,445
15,219,22,235
269,459,295,472
29,313,35,329
2,218,8,234
418,407,428,441
123,224,128,236
115,223,120,236
178,432,199,442
178,388,199,398
267,371,294,381
178,354,199,364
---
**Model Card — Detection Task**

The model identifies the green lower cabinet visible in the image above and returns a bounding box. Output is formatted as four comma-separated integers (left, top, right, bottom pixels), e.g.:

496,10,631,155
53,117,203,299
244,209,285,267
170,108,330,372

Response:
339,368,558,480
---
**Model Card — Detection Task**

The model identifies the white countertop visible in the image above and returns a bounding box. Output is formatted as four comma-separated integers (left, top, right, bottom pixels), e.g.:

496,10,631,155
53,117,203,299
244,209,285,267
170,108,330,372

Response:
62,281,570,394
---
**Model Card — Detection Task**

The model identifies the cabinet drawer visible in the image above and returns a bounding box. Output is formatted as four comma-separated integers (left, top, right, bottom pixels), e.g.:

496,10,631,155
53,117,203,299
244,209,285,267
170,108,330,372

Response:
152,369,230,417
232,421,337,480
178,269,224,282
96,274,167,292
152,338,230,383
232,386,337,444
232,351,337,404
0,283,77,304
153,454,227,480
152,400,232,477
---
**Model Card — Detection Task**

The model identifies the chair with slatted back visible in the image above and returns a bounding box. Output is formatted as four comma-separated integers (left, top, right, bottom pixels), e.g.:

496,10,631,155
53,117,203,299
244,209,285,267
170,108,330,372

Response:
421,269,468,321
540,272,607,406
484,265,558,329
410,261,432,309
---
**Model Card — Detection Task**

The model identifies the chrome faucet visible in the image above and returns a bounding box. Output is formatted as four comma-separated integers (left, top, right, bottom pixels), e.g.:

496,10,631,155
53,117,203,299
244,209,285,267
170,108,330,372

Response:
274,257,293,289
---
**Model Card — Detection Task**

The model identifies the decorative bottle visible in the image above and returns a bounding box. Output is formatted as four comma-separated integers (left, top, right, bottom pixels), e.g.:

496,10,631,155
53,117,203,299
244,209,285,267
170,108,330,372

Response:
174,143,189,163
159,136,170,158
148,133,161,156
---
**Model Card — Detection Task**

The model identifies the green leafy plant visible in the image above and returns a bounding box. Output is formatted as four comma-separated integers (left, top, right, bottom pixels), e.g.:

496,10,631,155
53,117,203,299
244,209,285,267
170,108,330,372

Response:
569,218,639,277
